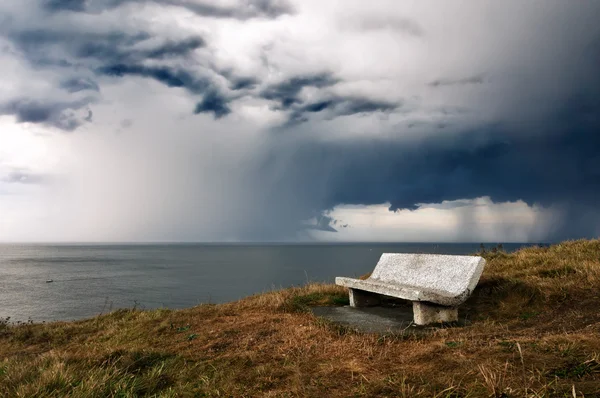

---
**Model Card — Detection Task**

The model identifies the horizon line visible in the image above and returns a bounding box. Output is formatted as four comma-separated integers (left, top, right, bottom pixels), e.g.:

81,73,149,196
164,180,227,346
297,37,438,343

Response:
0,241,552,245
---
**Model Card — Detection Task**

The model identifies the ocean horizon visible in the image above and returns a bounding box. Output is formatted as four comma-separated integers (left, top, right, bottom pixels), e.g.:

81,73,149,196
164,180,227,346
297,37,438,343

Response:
1,242,540,323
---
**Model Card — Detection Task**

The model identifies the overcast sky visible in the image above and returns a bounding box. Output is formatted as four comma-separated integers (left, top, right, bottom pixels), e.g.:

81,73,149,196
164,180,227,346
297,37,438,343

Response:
1,0,599,242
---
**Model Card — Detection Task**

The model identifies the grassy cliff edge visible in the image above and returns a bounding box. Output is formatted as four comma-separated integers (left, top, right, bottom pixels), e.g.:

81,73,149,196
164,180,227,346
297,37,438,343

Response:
1,240,600,397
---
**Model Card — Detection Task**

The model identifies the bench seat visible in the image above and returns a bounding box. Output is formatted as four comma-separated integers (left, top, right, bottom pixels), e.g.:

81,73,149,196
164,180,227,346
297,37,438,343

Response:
336,277,458,306
335,253,486,325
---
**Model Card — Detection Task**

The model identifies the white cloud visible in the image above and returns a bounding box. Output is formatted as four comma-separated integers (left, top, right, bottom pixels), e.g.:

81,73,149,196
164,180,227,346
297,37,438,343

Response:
310,197,559,243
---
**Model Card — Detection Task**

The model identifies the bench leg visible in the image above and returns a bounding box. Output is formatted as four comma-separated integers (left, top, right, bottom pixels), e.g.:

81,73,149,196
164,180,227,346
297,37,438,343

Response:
412,302,458,325
348,289,381,307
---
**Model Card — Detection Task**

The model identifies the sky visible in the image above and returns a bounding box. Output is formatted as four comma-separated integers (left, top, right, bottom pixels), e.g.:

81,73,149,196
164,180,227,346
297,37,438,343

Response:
0,0,599,243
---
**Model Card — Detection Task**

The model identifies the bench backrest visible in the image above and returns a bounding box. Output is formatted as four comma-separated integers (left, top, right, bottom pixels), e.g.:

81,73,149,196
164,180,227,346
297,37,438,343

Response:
369,253,486,298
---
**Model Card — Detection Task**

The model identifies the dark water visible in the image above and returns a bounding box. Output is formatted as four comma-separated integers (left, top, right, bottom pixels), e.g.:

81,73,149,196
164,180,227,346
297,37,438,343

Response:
0,243,533,322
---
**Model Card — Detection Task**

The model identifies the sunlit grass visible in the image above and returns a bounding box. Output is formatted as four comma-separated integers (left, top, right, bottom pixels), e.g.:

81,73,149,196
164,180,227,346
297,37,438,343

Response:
1,239,600,396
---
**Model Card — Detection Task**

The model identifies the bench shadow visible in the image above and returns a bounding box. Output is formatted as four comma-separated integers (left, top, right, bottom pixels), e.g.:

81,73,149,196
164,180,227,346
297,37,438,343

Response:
312,277,541,335
312,295,468,336
460,277,542,321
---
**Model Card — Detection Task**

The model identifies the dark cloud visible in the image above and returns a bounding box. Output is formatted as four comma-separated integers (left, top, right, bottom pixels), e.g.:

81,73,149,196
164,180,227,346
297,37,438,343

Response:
3,21,214,128
287,96,399,125
10,29,152,64
9,26,206,84
302,100,333,113
97,64,211,93
258,74,396,126
261,73,339,109
171,0,294,20
42,0,294,20
2,8,357,130
60,77,100,93
70,32,204,63
43,0,86,12
335,98,398,116
429,75,485,87
230,76,259,90
0,98,93,131
245,83,600,240
143,37,205,59
194,90,231,118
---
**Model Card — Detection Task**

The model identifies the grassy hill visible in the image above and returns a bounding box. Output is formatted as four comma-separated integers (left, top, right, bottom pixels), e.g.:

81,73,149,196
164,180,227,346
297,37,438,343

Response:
1,240,600,397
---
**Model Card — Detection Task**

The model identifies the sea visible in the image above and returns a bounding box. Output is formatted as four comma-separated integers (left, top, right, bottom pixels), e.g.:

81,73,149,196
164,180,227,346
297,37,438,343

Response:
0,243,535,322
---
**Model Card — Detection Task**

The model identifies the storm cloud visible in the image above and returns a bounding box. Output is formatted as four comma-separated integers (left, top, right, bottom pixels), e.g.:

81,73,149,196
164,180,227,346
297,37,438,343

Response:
1,10,221,126
1,0,599,242
0,98,94,131
260,73,340,109
288,96,399,125
194,90,231,118
42,0,295,20
60,77,100,93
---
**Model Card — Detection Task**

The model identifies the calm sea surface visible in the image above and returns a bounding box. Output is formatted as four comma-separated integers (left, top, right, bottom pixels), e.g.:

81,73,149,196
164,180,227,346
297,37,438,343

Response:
0,243,534,322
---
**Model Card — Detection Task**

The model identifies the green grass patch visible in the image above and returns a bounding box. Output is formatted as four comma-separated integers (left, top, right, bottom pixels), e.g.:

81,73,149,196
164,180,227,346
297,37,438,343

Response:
281,291,349,312
551,359,600,379
519,311,540,321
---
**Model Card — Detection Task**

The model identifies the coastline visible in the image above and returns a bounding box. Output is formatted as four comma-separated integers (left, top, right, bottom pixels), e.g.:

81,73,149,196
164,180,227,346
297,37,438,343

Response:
1,239,599,396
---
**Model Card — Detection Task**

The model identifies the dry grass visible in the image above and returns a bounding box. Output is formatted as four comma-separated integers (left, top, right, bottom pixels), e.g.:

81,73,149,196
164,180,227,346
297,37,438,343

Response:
2,239,600,397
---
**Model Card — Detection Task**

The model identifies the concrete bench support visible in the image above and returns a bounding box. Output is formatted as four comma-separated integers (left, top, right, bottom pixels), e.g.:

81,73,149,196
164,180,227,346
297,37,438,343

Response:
336,253,485,326
412,302,458,325
349,288,381,307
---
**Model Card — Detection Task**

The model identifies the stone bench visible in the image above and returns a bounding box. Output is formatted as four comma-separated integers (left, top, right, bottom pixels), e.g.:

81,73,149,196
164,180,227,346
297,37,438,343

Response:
335,253,486,325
